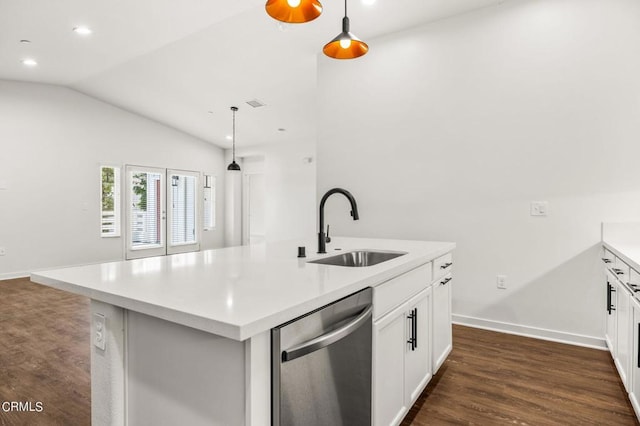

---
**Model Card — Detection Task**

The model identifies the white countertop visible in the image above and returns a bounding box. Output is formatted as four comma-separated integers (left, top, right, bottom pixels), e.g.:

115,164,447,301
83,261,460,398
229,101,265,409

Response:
31,237,455,341
602,222,640,272
603,241,640,273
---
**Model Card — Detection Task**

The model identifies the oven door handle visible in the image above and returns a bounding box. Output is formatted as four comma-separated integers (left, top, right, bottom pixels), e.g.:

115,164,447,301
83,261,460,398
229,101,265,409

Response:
282,305,373,363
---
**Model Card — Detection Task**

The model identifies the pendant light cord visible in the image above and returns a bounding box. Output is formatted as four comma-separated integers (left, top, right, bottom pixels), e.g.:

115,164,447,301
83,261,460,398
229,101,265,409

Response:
232,108,236,161
344,0,347,17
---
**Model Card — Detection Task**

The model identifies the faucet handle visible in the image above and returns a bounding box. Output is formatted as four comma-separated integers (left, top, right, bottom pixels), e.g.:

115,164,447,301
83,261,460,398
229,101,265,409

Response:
326,224,331,243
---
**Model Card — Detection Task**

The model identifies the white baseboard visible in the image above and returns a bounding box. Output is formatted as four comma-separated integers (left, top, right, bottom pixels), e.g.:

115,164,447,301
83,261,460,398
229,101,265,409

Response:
0,259,123,283
0,271,30,280
453,314,607,350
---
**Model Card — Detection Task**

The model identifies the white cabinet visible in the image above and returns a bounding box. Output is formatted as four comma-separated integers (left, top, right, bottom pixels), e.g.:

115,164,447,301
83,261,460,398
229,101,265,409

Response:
373,287,432,426
433,272,453,373
606,270,618,356
629,297,640,418
373,301,409,426
404,288,432,405
616,278,632,391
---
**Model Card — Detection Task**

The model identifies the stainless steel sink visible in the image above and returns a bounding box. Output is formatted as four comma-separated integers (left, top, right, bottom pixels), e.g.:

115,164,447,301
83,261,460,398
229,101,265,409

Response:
309,250,407,267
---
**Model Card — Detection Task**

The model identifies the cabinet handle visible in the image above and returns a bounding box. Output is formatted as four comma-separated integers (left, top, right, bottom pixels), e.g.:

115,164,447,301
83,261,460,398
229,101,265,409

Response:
440,262,453,270
413,308,418,350
637,324,640,369
407,308,417,351
441,277,452,286
607,282,612,314
612,268,625,275
602,258,612,264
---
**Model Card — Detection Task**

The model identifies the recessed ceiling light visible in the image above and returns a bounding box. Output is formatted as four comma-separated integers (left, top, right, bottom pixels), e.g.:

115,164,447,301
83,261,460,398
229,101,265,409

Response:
207,111,214,114
278,128,286,132
21,58,38,67
226,135,233,140
73,26,93,35
19,39,31,44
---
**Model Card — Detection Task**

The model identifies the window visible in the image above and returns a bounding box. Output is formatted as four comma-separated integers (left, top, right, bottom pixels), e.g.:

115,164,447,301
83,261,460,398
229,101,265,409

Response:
203,174,216,230
100,165,120,237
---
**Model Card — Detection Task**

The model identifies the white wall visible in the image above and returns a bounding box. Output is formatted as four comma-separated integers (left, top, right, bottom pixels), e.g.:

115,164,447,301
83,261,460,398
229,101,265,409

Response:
317,0,640,345
230,141,316,244
0,80,226,278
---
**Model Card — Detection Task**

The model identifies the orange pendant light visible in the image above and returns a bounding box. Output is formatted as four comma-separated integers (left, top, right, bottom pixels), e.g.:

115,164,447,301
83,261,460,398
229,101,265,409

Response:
265,0,323,24
323,0,368,60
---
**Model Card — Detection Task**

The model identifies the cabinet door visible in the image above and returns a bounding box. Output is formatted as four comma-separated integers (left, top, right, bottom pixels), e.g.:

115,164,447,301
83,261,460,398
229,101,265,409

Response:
629,298,640,418
405,287,432,405
616,280,631,391
606,271,618,357
433,274,453,373
373,302,408,426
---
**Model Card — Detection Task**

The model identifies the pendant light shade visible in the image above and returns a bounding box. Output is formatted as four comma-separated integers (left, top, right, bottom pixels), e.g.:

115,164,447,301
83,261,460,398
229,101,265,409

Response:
323,0,368,60
265,0,322,24
227,106,241,172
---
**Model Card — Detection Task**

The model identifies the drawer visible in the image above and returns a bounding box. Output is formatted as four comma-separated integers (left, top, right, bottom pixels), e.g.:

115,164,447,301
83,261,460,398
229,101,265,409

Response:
433,253,453,281
602,248,615,266
629,269,640,294
373,263,432,320
613,257,630,283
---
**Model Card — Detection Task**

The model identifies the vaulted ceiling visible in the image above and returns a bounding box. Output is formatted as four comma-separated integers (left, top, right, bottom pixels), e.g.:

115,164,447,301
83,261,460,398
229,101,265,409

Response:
1,0,507,148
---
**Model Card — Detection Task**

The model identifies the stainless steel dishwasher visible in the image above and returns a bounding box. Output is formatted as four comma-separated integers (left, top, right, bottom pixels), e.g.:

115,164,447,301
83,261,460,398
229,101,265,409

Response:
271,287,373,426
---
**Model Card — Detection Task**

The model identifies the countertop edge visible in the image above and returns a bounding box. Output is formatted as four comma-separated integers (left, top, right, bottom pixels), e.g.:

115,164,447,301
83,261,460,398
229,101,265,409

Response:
31,240,456,341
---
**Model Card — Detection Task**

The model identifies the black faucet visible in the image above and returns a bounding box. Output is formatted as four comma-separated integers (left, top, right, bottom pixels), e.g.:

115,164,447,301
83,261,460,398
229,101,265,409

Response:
318,188,359,254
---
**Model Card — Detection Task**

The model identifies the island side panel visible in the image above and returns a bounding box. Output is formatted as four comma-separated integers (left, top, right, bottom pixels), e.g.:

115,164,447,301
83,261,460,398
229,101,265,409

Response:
245,330,271,426
91,300,126,426
126,310,246,425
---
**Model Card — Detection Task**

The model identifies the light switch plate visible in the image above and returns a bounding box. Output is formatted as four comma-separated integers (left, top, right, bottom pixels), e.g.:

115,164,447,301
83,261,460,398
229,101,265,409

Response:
530,201,548,216
93,313,106,350
497,275,507,289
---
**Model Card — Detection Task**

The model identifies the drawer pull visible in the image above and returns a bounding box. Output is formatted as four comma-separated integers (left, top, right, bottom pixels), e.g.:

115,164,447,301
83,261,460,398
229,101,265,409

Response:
602,258,612,264
440,277,452,286
440,262,453,270
612,268,625,275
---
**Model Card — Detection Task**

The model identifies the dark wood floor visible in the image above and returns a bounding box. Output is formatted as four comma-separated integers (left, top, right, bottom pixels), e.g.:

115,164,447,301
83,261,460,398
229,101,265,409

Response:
403,325,639,425
1,277,638,425
0,278,90,426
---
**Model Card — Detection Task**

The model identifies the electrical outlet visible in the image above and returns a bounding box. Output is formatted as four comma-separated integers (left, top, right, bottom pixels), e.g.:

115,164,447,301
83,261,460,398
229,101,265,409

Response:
93,313,106,350
0,247,5,256
530,201,548,216
497,275,507,289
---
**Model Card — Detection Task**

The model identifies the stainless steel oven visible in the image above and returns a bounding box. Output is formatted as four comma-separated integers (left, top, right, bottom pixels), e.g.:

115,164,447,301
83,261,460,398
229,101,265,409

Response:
271,287,373,425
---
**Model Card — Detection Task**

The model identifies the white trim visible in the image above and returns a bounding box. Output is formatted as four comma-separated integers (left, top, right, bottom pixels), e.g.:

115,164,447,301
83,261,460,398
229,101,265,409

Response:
0,271,30,280
0,259,124,282
452,314,607,350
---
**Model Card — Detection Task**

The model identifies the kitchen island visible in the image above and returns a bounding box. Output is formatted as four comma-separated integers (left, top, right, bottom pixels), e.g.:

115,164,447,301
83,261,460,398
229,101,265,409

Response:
31,236,455,426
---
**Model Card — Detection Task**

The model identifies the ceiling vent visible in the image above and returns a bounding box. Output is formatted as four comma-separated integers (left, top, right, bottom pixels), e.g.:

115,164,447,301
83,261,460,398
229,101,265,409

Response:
246,99,266,108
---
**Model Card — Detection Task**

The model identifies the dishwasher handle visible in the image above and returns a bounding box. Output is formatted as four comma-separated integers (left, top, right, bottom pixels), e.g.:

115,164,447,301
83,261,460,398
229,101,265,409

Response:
282,305,373,363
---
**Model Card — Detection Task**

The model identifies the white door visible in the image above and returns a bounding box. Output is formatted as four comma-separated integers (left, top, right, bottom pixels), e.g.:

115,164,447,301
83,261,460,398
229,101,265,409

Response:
126,166,166,259
125,166,200,260
242,173,266,245
373,302,408,426
167,169,200,255
629,298,640,417
606,271,619,357
405,287,432,405
432,274,453,373
616,280,631,391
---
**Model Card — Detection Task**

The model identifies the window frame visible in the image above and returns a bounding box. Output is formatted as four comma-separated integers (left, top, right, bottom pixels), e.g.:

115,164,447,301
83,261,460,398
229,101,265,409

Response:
100,164,121,238
203,174,217,231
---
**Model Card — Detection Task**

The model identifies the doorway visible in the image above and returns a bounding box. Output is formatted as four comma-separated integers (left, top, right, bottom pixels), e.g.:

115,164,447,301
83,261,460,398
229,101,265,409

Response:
125,165,201,259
